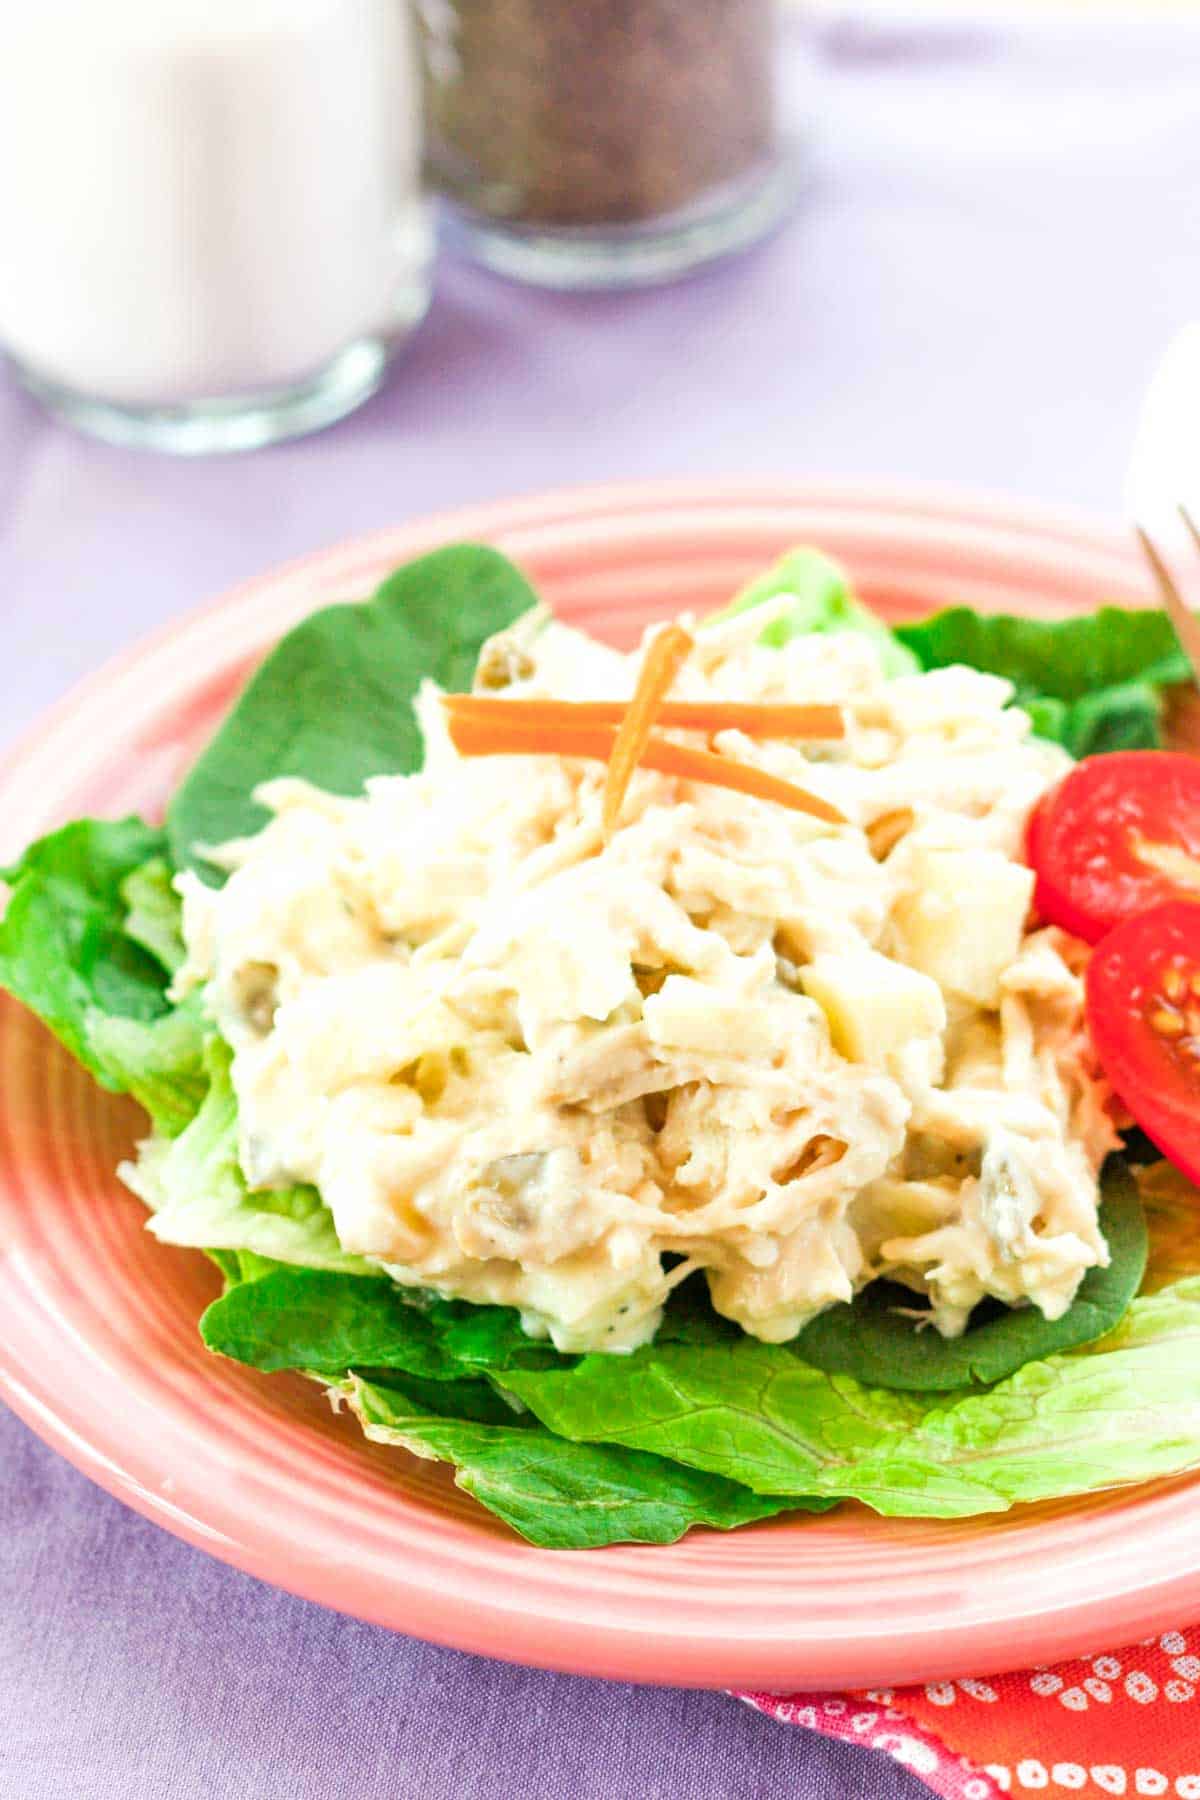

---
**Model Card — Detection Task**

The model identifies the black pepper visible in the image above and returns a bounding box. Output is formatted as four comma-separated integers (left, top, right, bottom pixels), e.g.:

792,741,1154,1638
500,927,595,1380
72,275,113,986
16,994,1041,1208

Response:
418,0,778,229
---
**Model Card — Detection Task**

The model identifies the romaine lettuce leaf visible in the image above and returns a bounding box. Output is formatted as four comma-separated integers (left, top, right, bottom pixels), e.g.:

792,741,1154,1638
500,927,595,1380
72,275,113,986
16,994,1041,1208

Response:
716,547,919,676
0,818,172,1062
120,856,187,977
127,1039,376,1275
791,1160,1146,1390
495,1277,1200,1518
204,1248,245,1286
341,1374,810,1548
224,1248,293,1287
199,1164,1179,1533
356,1372,525,1428
168,544,540,878
88,995,208,1139
0,820,206,1134
203,1265,823,1545
895,605,1191,756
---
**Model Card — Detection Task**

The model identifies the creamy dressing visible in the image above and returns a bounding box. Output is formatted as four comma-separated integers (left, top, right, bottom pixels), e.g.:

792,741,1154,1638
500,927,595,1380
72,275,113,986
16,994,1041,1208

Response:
165,604,1118,1353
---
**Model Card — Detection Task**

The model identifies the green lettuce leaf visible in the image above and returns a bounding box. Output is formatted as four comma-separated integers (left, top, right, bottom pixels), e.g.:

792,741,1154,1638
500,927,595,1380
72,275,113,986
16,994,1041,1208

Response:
715,547,919,676
0,820,207,1135
495,1276,1200,1519
128,1038,376,1275
202,1260,826,1545
120,856,187,976
204,1248,245,1286
199,1262,549,1378
168,544,539,878
199,1248,753,1384
341,1374,810,1548
792,1160,1146,1390
87,994,208,1138
0,818,171,1063
225,1248,293,1287
350,1370,522,1428
895,605,1190,755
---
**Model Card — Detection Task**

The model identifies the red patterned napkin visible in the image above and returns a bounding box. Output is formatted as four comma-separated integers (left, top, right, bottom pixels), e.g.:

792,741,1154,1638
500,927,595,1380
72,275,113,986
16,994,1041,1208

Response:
737,1625,1200,1798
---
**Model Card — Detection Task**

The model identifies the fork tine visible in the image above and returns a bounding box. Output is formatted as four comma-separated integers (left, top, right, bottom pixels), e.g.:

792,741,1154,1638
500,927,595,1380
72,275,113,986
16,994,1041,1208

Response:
1135,523,1200,688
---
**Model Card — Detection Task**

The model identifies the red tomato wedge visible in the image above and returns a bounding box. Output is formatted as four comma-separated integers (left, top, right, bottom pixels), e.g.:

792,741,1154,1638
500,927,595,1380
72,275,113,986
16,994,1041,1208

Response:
1086,900,1200,1185
1028,751,1200,944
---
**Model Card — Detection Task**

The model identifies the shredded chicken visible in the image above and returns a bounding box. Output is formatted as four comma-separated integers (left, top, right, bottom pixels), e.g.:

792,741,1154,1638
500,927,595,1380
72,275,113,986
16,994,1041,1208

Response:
168,600,1118,1352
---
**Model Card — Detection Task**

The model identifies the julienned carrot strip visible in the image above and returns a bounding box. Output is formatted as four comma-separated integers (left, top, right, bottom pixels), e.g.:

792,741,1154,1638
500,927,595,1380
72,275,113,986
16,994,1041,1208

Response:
602,624,694,834
446,716,623,768
446,716,607,757
443,695,845,739
640,738,845,824
450,717,846,825
444,715,846,826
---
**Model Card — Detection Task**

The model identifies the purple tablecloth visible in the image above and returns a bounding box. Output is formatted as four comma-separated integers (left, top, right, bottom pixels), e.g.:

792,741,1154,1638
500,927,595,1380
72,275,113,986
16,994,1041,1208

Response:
4,13,1200,1798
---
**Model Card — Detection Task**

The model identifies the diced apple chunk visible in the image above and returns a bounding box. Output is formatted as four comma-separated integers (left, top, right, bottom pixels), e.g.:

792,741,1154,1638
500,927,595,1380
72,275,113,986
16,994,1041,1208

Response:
800,950,945,1065
643,975,779,1060
891,848,1034,1007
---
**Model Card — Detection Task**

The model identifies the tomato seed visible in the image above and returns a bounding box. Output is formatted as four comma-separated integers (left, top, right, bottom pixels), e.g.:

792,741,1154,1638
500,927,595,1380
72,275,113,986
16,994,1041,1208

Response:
1151,1008,1186,1037
1165,967,1186,1000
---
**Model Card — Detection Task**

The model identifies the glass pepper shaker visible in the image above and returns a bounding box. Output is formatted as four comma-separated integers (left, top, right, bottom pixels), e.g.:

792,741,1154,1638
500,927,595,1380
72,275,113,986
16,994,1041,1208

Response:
417,0,794,289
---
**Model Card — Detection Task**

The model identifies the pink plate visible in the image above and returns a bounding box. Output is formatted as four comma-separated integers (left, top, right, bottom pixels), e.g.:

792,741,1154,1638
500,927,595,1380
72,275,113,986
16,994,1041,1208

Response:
2,480,1197,1690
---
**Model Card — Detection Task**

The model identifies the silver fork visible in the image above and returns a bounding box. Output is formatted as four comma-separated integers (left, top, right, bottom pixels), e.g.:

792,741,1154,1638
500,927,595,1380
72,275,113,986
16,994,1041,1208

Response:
1136,507,1200,685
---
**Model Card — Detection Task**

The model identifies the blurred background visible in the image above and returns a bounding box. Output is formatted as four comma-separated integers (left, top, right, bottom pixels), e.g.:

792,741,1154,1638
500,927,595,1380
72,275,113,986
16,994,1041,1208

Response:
3,3,1198,749
0,0,1196,728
